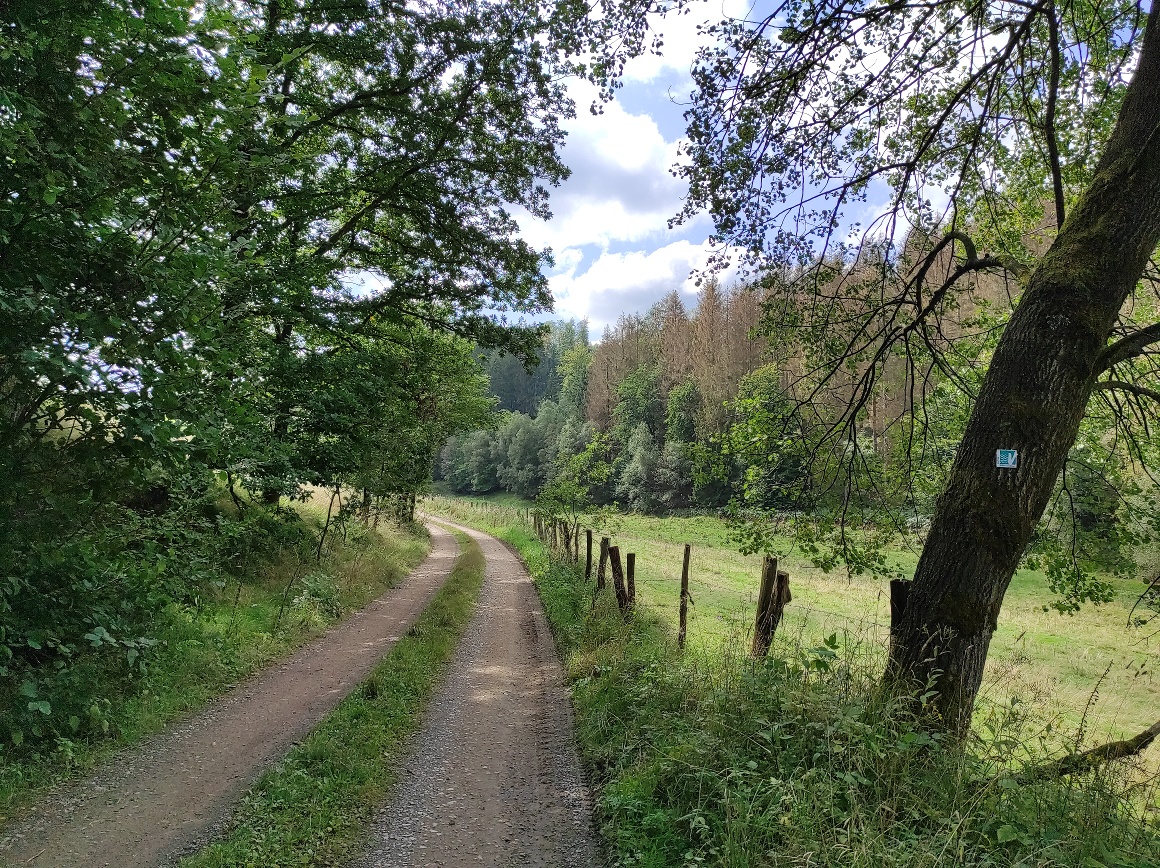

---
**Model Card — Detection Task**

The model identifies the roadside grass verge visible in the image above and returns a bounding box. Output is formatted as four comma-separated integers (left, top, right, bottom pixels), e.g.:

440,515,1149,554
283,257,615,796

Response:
0,507,427,818
427,498,1160,868
427,495,1160,745
179,528,484,868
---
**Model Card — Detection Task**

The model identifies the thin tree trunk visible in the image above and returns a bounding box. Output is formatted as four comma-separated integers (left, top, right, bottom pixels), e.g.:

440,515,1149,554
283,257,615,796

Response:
888,12,1160,735
315,485,339,564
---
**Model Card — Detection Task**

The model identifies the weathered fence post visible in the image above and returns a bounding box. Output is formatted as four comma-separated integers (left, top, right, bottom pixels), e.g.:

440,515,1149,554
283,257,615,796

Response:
626,552,636,607
678,543,691,650
597,536,609,590
609,545,630,614
573,523,580,564
585,529,593,579
889,578,910,630
752,556,792,657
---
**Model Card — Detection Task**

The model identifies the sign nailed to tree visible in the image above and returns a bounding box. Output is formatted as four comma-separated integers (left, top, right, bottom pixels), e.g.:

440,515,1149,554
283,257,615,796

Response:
995,449,1018,469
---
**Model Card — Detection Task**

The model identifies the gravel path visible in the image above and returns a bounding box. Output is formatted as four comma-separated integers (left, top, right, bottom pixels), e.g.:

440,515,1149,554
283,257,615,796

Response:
0,524,460,868
354,518,601,868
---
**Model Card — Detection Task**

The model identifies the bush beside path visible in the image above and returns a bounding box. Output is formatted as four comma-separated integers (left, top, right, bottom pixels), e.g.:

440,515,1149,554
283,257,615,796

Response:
0,525,460,868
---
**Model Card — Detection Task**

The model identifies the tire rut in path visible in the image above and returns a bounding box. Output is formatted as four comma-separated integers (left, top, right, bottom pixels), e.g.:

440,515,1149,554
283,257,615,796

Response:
354,518,600,868
0,524,461,868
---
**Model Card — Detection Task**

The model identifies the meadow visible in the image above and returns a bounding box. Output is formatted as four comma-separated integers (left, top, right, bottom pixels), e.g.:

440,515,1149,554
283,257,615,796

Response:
428,494,1160,745
427,494,1160,866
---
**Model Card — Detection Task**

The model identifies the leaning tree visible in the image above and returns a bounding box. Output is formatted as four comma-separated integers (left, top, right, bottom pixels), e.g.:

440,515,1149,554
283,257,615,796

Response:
564,0,1160,735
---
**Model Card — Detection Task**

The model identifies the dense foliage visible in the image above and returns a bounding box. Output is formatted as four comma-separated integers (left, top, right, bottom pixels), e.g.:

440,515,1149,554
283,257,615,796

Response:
1,0,568,756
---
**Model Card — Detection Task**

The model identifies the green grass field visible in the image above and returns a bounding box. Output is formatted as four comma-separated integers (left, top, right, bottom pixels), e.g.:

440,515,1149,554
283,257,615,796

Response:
431,495,1160,745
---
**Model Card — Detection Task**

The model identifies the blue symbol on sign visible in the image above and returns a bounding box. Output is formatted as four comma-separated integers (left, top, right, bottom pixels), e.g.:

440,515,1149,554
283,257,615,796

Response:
996,449,1018,469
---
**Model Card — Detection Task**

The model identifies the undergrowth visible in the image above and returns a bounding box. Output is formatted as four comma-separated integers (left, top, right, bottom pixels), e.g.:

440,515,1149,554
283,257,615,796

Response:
179,528,484,868
0,504,427,816
429,498,1160,868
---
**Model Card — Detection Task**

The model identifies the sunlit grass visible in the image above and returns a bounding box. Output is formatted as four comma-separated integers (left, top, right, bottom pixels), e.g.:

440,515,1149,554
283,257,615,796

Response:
429,495,1160,746
430,497,1160,868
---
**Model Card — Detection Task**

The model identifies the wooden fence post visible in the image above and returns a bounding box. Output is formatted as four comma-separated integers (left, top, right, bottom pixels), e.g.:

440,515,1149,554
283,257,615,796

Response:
889,578,910,633
573,523,580,564
585,529,593,579
597,537,609,590
752,556,788,658
678,543,691,650
626,552,636,606
774,570,791,636
608,545,630,614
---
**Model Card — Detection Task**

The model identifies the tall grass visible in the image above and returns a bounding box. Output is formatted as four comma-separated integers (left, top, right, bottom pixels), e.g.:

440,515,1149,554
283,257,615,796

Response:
429,496,1160,745
427,496,1160,868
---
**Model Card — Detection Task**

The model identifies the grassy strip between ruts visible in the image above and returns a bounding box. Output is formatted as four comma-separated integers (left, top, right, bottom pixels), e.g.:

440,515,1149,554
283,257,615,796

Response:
428,499,1160,868
179,528,484,868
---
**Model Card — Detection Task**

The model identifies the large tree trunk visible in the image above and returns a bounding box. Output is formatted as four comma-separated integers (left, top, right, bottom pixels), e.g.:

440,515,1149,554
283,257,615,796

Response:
888,12,1160,735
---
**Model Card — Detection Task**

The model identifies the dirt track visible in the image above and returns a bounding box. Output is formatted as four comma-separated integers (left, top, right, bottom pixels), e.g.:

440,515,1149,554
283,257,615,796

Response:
354,518,600,867
0,524,459,868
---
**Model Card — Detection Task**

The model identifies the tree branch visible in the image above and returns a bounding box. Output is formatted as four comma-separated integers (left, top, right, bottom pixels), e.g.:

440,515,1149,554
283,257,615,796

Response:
1093,379,1160,404
1095,321,1160,373
1045,0,1066,229
1020,719,1160,782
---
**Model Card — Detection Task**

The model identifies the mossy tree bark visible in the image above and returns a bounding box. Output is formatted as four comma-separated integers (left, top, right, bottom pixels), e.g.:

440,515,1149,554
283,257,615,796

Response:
888,10,1160,735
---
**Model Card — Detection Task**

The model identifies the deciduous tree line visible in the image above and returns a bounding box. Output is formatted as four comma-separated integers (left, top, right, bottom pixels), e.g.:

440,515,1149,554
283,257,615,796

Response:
1,0,569,746
10,0,1160,750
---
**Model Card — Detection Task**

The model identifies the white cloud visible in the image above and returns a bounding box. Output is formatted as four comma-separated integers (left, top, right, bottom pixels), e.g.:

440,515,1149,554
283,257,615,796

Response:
548,239,740,334
517,80,688,253
514,3,752,332
620,0,751,84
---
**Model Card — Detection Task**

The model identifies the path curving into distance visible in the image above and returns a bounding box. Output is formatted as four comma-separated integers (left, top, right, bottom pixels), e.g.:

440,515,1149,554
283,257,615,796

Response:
0,524,461,868
354,518,601,868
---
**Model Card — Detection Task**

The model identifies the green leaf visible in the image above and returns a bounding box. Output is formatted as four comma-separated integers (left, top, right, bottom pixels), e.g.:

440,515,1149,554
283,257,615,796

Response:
996,824,1020,844
28,700,52,716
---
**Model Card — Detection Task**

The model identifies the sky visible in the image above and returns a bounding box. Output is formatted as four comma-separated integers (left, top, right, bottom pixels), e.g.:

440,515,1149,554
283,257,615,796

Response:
513,2,749,338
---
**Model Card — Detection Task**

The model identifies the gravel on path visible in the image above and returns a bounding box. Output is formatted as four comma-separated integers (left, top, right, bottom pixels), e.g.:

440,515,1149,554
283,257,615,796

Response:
0,524,460,868
354,518,601,868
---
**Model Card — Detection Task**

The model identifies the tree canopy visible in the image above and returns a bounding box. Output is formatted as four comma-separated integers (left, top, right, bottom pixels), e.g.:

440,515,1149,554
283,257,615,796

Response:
556,0,1160,733
0,0,571,751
